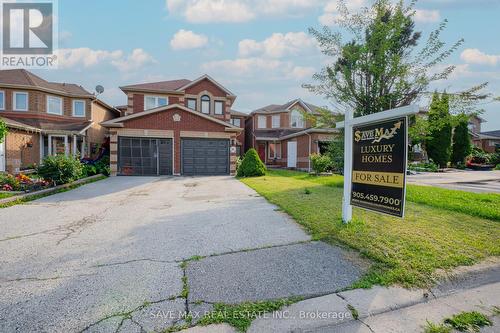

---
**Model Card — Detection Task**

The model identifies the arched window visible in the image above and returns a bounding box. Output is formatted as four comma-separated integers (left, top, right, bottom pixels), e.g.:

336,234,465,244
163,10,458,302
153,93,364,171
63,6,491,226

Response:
290,109,304,128
201,95,210,114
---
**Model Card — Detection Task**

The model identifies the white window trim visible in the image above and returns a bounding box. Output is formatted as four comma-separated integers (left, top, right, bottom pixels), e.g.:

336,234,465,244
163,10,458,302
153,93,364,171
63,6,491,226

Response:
290,109,304,128
272,115,280,128
0,91,4,110
201,95,211,114
258,115,267,129
231,118,241,127
187,98,197,110
268,142,282,159
144,95,169,110
46,95,63,115
72,100,86,117
13,91,28,111
214,100,224,115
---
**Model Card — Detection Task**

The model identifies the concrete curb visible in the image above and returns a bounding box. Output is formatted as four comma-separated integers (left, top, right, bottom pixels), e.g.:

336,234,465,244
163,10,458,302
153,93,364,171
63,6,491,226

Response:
0,174,105,205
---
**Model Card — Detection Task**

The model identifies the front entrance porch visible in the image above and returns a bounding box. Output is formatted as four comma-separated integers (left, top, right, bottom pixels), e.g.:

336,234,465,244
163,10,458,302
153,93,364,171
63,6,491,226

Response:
42,133,86,160
256,140,283,167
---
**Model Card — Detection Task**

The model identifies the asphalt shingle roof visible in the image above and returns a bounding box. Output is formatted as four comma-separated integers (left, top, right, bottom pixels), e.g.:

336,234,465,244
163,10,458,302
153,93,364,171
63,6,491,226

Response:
120,79,191,92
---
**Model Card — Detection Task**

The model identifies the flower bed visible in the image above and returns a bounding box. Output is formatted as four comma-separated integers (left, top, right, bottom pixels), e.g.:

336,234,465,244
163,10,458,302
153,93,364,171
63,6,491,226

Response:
0,173,51,193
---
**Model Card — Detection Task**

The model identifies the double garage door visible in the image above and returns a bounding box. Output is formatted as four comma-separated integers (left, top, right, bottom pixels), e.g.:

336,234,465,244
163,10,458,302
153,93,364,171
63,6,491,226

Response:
118,137,229,176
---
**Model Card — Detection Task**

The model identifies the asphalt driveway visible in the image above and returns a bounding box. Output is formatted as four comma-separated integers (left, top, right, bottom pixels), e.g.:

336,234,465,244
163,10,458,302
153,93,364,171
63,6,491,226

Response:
0,176,367,332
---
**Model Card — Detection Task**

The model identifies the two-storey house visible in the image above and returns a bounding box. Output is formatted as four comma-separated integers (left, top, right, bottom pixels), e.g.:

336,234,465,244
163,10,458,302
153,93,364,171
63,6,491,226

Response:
246,99,338,170
101,74,242,176
0,69,119,173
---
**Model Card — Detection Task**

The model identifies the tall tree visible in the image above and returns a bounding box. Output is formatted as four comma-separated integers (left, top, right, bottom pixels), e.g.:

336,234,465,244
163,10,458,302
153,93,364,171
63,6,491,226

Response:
426,92,452,167
305,0,466,116
451,115,472,166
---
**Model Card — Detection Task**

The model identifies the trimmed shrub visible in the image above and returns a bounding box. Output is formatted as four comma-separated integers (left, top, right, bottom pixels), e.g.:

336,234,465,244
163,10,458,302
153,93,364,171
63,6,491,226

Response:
451,119,472,166
326,133,344,174
37,154,83,185
310,153,332,174
237,148,266,177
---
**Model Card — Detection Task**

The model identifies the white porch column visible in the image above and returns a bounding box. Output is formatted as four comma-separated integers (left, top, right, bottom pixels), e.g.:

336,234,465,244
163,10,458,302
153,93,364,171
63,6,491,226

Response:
39,133,44,162
72,135,77,156
64,135,69,156
80,137,85,159
48,135,52,156
342,110,353,223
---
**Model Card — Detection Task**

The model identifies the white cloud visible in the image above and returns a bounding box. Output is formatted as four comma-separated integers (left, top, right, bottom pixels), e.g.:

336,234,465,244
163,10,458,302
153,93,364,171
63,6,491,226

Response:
201,57,314,80
318,0,366,26
413,9,441,23
170,29,208,50
165,0,318,23
56,48,155,72
461,48,500,66
111,48,156,72
239,32,317,58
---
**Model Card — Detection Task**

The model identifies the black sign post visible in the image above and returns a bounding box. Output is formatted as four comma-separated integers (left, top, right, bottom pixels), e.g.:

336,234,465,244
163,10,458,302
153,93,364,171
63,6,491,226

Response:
350,117,408,217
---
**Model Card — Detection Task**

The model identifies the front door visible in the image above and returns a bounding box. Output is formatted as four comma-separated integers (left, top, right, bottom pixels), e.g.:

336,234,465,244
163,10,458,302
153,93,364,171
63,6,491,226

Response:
287,141,297,168
258,143,266,163
0,140,5,172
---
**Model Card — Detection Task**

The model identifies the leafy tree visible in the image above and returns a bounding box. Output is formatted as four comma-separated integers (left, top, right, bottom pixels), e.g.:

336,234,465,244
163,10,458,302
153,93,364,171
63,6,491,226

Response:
451,116,472,166
327,132,345,174
237,148,266,177
0,119,7,144
426,92,452,167
305,0,467,116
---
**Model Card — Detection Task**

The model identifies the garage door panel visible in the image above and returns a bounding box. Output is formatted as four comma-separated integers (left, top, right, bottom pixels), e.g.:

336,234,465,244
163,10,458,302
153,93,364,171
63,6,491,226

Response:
118,137,172,176
182,138,229,176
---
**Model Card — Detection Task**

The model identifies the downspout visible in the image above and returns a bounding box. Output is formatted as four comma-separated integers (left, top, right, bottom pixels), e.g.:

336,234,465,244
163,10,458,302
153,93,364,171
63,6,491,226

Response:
306,132,311,172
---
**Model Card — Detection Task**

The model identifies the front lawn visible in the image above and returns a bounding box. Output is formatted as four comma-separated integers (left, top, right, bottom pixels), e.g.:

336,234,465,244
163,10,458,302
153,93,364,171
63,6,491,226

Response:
0,192,14,200
240,170,500,288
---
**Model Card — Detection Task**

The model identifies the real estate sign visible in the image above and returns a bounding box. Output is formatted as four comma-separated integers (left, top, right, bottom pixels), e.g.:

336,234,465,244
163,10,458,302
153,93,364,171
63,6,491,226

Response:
350,117,408,217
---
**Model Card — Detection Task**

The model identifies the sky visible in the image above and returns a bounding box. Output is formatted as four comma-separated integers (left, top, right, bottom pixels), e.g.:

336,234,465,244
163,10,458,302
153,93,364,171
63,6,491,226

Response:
32,0,500,131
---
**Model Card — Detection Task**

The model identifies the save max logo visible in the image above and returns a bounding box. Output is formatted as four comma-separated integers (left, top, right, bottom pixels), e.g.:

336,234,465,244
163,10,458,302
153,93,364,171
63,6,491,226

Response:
1,0,58,69
354,121,402,144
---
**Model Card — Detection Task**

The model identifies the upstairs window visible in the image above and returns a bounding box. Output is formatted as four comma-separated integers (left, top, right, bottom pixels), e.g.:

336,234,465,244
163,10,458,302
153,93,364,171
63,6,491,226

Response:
272,115,280,128
290,109,304,128
14,92,28,111
73,100,85,117
201,95,210,114
144,96,168,110
187,98,197,110
215,101,224,115
231,118,241,127
257,115,267,128
47,96,63,115
0,91,4,110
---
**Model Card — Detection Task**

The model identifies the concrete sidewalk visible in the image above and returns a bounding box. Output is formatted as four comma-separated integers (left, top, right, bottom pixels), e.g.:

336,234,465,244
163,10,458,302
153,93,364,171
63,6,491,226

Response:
183,263,500,333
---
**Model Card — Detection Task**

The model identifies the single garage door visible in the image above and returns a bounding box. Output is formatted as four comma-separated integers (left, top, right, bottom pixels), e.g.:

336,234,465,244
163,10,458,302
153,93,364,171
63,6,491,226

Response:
118,137,172,176
182,138,229,175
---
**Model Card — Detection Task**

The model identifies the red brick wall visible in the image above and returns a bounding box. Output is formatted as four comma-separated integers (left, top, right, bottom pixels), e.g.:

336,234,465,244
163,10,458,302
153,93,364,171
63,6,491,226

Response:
122,107,234,174
185,78,227,97
0,87,92,119
132,93,144,113
5,129,40,173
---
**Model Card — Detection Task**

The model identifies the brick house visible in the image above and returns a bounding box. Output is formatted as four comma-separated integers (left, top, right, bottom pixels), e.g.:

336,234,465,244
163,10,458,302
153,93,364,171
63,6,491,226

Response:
101,75,242,176
245,99,338,171
475,130,500,153
0,69,119,173
230,109,248,157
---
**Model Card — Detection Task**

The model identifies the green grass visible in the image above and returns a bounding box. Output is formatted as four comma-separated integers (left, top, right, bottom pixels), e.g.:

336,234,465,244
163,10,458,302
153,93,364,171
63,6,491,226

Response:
407,185,500,221
0,175,107,208
444,311,492,332
0,192,15,199
198,298,299,332
424,321,452,333
240,170,500,288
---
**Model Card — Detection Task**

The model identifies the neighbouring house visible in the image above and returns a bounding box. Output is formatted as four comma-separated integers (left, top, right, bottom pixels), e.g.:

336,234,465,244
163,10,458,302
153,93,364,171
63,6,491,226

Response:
101,74,242,176
245,99,338,171
0,69,120,173
475,130,500,153
230,109,248,157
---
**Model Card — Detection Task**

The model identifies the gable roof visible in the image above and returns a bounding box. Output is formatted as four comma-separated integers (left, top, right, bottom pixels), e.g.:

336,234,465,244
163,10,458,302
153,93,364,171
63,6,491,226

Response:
230,109,249,117
479,130,500,138
119,74,236,98
120,79,191,93
251,98,324,115
0,69,93,97
101,103,242,132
